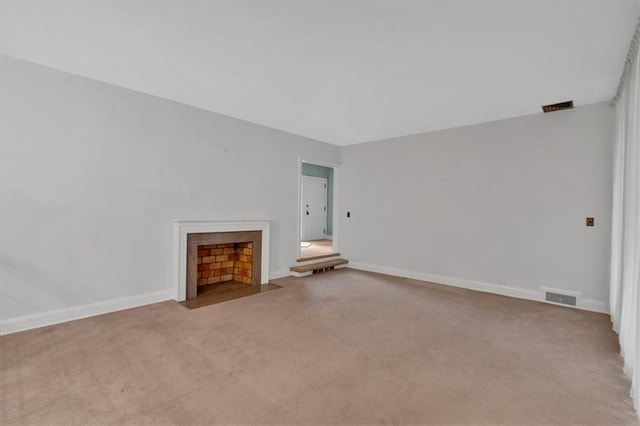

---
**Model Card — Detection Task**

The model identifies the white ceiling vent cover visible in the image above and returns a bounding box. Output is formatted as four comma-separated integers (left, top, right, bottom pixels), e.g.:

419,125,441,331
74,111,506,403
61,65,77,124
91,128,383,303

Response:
541,287,582,308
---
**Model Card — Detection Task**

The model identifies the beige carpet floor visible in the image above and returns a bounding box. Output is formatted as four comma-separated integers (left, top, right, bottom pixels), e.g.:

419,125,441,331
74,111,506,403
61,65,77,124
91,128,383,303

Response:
1,269,637,425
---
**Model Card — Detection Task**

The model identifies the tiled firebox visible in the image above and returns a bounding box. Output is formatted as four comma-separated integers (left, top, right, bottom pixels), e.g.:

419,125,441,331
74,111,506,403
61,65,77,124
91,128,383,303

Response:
197,242,253,286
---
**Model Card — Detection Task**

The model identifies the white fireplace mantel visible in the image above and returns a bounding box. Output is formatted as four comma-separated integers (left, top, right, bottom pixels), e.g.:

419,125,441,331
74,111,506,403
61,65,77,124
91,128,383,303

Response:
173,220,270,301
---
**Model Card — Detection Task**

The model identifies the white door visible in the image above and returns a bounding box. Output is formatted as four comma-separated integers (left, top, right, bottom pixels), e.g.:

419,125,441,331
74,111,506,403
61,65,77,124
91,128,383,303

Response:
301,176,327,241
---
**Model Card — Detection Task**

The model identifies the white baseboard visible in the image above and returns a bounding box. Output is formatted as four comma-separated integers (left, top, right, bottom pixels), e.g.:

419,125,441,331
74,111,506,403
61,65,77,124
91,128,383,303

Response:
3,268,294,335
0,289,174,336
579,299,609,313
269,269,291,280
348,262,608,314
2,264,608,336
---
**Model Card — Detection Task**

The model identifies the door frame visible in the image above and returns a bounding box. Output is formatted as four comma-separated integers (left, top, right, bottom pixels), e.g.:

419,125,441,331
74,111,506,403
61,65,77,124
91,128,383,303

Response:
297,156,341,259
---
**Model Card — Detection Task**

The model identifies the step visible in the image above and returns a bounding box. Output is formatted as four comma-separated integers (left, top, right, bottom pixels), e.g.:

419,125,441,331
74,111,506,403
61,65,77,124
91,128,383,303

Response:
296,252,341,263
289,258,349,277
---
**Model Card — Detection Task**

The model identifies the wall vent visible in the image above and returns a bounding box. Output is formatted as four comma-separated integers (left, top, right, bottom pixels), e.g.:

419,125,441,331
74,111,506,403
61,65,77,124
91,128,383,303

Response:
545,291,577,306
542,100,574,113
541,287,582,308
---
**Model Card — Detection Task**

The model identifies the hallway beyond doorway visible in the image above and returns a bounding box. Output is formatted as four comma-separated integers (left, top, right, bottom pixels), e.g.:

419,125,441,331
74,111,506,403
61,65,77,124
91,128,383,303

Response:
299,239,335,260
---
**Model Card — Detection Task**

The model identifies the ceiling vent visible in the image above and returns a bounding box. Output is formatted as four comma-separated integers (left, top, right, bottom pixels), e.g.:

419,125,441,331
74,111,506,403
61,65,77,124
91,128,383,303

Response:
542,100,574,113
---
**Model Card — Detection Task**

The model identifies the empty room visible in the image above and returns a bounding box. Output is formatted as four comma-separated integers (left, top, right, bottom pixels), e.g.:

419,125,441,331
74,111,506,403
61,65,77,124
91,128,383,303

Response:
2,1,640,424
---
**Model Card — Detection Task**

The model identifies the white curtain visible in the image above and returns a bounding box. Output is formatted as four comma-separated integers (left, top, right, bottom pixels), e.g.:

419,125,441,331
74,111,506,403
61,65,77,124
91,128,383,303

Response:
610,18,640,410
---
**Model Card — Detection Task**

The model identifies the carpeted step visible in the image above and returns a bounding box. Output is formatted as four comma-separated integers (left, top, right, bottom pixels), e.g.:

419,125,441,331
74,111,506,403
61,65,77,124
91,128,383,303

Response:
289,258,349,277
296,252,341,262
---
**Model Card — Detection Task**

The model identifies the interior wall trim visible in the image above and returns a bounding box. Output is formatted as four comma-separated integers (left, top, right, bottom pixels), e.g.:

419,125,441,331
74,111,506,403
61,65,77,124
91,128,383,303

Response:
2,262,606,336
348,262,609,314
0,289,174,336
270,269,292,280
0,267,293,336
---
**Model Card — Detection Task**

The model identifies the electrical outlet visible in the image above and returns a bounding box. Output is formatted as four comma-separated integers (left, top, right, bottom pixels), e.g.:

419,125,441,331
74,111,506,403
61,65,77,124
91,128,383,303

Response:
586,217,594,227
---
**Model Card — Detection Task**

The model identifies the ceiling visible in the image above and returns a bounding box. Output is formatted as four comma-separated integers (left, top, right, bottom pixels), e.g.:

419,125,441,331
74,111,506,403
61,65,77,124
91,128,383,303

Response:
1,1,638,146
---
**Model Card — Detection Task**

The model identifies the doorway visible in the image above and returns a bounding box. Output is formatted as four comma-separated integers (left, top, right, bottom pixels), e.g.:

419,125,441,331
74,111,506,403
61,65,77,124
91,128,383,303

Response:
301,176,327,241
298,160,338,260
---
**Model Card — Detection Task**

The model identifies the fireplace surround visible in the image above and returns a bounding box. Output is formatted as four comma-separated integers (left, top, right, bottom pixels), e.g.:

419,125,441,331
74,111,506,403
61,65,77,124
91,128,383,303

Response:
173,221,270,301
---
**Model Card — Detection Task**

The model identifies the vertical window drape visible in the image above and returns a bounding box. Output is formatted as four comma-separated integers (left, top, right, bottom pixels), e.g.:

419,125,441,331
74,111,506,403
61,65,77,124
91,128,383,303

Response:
610,18,640,411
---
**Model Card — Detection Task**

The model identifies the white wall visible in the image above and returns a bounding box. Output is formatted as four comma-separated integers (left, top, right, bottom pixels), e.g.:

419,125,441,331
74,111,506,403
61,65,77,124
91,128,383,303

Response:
0,53,615,330
0,55,339,324
341,102,613,308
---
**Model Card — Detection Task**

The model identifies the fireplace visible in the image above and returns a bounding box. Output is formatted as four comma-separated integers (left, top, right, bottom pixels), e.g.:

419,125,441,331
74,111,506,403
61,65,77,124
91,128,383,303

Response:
187,231,261,299
173,221,270,301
